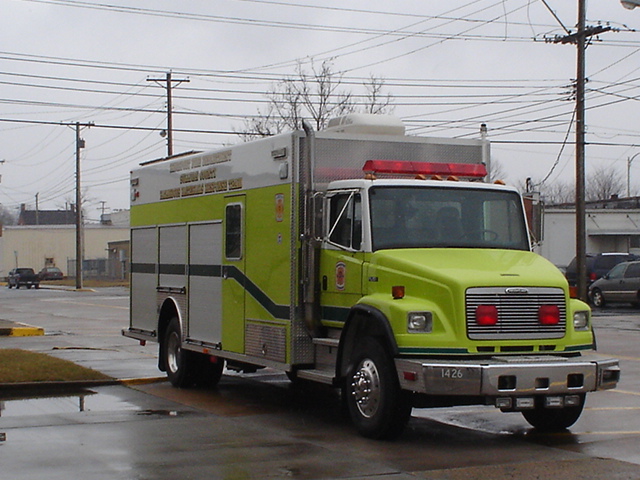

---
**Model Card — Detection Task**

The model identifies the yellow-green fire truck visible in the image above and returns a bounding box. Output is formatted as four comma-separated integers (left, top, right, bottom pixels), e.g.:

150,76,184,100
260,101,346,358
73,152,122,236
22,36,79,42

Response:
124,114,620,439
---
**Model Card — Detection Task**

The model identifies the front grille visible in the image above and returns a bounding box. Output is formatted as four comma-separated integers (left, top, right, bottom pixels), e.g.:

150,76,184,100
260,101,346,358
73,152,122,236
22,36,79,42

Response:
466,287,566,340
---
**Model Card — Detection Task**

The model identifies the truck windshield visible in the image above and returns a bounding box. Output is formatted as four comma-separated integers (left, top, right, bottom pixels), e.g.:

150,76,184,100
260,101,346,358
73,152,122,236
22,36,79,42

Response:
369,186,529,251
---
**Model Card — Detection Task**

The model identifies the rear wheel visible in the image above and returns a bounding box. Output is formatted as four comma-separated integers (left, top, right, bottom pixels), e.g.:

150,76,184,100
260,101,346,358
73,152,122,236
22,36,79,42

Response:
521,395,585,431
192,353,224,388
345,337,412,439
164,317,195,388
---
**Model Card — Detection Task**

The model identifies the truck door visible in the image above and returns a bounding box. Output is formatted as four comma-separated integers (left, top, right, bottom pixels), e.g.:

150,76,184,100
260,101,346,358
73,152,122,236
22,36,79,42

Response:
320,191,364,324
222,196,246,353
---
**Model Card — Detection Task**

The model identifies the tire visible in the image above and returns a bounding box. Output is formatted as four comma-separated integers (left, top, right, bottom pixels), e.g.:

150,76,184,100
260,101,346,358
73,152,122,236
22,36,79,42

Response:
591,288,605,308
192,353,224,388
163,317,195,388
521,394,585,432
345,337,412,439
7,282,12,289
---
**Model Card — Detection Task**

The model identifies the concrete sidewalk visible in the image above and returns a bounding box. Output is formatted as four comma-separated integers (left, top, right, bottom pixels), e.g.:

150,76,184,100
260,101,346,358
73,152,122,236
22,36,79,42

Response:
0,287,165,387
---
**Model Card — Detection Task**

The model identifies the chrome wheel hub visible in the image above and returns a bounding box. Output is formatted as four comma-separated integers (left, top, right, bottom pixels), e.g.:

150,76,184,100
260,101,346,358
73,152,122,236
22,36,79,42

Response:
351,359,381,418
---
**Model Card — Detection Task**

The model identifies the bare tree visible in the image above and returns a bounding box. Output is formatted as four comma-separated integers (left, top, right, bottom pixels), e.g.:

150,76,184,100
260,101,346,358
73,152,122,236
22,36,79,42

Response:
0,205,16,225
586,164,625,201
486,158,508,183
518,165,625,205
237,60,393,139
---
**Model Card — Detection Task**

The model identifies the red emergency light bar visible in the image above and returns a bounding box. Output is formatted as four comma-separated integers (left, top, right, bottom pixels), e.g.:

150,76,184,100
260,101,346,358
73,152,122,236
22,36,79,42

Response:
362,160,487,178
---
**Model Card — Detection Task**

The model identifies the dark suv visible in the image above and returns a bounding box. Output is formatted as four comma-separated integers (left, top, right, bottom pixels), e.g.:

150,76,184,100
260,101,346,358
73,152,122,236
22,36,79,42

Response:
565,253,639,287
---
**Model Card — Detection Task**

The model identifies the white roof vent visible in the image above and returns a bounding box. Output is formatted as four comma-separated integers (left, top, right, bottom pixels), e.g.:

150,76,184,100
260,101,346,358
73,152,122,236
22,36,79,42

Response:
324,114,405,136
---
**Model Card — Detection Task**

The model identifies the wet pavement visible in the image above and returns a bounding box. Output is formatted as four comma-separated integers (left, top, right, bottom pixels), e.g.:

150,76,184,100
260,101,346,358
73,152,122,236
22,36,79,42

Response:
0,287,639,479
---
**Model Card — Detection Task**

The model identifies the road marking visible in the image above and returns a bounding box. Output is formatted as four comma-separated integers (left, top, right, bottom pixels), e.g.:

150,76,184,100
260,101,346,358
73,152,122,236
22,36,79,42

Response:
41,298,128,310
608,389,640,397
613,354,640,362
587,406,640,410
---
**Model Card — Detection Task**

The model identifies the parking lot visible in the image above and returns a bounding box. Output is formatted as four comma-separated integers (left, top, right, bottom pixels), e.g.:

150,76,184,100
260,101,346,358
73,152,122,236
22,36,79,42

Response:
0,286,639,479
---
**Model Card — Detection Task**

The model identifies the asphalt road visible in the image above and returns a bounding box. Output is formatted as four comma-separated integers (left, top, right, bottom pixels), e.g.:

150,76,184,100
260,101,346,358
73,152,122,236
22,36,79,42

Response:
0,286,639,479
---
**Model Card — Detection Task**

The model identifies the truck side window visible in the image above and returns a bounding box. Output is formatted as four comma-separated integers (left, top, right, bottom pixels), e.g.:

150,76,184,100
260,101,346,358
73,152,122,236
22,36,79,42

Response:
225,204,243,260
328,193,362,250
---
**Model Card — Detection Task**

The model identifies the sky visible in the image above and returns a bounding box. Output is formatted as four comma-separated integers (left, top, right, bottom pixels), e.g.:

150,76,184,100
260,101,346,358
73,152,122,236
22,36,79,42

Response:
0,0,639,221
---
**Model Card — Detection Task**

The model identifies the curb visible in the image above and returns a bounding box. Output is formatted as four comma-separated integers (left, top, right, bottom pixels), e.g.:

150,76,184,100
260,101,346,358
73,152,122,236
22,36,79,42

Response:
0,377,167,396
0,321,44,337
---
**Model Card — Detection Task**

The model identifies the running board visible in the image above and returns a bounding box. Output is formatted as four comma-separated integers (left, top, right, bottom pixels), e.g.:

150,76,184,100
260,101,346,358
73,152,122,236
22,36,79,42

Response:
296,368,336,385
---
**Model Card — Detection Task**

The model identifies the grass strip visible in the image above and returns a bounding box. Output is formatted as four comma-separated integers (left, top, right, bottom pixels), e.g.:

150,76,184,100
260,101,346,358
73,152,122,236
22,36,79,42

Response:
0,349,111,384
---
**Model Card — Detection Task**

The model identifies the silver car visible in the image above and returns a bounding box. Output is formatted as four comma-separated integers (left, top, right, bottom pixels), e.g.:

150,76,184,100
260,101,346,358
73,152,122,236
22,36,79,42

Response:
589,260,640,307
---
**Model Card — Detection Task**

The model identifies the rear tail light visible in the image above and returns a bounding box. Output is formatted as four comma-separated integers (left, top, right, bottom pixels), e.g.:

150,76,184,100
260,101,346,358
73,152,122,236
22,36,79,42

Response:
589,272,597,281
476,305,498,326
538,305,560,325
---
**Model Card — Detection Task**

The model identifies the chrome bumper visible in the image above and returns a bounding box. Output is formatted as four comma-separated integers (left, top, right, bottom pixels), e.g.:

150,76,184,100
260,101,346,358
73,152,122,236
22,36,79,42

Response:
396,354,620,397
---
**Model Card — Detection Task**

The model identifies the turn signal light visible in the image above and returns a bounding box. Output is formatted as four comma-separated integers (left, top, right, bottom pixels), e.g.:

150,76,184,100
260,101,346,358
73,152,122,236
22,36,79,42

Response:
476,305,498,326
392,285,405,299
538,305,560,325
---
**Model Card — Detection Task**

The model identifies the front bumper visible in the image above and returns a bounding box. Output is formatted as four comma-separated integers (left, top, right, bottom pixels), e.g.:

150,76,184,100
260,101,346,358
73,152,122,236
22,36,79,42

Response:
396,354,620,397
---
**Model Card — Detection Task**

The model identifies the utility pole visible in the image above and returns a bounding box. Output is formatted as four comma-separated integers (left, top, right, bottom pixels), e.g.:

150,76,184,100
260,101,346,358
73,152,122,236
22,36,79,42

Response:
72,121,93,290
147,72,189,157
627,152,640,197
552,1,612,302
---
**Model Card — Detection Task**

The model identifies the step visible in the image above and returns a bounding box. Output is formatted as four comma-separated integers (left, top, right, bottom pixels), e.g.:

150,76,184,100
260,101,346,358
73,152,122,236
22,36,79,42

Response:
296,368,336,385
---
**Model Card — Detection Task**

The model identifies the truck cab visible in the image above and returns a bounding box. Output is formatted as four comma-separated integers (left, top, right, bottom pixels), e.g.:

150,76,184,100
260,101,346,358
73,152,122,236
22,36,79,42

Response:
311,161,618,438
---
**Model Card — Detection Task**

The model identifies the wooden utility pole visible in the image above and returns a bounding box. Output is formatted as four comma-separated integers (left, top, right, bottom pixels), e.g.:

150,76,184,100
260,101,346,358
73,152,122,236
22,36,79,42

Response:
553,2,611,301
147,72,189,157
72,121,93,290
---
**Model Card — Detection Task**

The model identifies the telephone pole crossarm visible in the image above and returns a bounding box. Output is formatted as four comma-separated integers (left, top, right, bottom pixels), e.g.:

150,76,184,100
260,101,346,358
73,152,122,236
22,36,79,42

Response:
147,72,190,157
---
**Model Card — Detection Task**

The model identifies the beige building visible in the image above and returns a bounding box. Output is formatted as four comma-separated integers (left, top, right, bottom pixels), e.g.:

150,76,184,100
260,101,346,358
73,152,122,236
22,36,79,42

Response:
0,224,129,278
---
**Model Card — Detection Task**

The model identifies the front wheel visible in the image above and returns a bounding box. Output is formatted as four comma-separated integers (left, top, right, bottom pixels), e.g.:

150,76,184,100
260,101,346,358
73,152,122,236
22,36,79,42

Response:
591,288,605,307
521,395,585,432
345,337,412,439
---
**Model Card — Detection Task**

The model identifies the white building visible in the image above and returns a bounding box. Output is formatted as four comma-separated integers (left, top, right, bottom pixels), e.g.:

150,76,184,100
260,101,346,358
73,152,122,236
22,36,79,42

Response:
539,199,640,269
0,224,129,277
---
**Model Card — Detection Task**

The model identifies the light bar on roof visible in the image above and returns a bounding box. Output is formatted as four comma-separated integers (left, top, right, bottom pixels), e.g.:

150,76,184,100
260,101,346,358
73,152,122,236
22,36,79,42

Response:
362,160,487,178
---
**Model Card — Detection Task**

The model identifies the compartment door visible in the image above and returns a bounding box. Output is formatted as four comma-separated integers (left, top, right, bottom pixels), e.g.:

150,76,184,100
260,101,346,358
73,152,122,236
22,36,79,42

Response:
188,222,223,345
222,196,246,353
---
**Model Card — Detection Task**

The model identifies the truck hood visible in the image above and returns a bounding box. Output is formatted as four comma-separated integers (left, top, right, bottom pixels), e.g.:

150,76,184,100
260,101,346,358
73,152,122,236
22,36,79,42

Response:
370,248,567,290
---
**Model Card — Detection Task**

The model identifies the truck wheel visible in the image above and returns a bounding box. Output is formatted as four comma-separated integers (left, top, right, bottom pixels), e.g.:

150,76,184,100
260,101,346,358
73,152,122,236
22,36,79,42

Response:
590,288,605,307
521,395,585,432
193,353,224,388
345,337,412,439
163,317,195,388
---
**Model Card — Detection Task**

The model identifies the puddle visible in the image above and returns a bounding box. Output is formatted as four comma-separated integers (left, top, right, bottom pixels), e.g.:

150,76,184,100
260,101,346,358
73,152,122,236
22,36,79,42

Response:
0,390,141,417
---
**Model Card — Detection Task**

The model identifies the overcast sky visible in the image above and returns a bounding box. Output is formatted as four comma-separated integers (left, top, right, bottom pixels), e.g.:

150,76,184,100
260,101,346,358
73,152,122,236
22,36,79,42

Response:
1,0,638,218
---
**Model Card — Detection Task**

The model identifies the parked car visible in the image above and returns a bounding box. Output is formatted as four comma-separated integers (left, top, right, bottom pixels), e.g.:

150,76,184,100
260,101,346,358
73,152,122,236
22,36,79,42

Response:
565,252,639,287
38,266,64,281
589,260,640,307
7,268,40,289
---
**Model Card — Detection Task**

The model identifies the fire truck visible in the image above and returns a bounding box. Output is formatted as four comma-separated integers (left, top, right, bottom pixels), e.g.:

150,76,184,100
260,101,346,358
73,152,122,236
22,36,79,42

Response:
124,114,619,439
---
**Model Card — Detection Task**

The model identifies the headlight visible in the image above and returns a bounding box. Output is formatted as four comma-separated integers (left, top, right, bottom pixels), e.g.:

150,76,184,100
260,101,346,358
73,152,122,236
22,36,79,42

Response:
573,311,589,330
408,312,433,333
